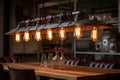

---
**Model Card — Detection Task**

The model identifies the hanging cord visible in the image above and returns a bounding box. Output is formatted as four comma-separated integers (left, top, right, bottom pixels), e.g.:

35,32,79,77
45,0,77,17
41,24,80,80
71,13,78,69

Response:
37,0,40,18
58,0,63,23
66,0,72,21
68,0,71,12
33,0,36,18
74,0,77,11
58,0,61,13
42,0,45,17
57,0,62,47
73,0,79,22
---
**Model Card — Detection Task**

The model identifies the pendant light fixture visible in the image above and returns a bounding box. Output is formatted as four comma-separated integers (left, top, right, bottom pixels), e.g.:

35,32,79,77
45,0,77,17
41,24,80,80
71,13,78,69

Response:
34,18,42,41
15,32,21,43
59,27,66,41
5,0,112,43
23,20,30,42
35,30,42,41
73,10,83,39
74,24,83,39
14,24,21,43
46,28,53,41
23,31,30,42
46,16,53,41
58,0,66,41
90,27,98,42
34,0,42,42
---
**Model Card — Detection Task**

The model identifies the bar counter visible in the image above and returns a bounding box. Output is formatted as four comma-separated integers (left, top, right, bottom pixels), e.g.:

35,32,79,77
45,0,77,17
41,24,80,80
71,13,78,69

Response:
2,62,120,80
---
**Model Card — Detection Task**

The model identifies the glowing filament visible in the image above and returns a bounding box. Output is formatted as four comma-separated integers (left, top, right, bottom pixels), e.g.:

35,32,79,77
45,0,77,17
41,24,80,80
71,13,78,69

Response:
23,31,30,42
15,32,21,43
90,27,98,42
46,28,53,41
59,28,66,41
35,30,42,41
74,25,82,39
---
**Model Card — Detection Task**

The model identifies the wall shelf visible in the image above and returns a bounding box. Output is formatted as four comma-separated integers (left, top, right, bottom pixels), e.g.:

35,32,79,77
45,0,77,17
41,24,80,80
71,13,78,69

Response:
105,19,118,28
73,39,120,58
75,51,120,56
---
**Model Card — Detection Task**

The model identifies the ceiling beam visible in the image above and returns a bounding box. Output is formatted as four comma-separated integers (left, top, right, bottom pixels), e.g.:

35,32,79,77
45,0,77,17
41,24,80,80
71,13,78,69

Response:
38,0,74,8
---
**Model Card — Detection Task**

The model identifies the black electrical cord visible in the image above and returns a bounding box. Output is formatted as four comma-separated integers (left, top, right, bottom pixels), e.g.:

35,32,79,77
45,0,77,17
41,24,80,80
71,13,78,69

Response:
33,0,36,18
58,0,61,13
42,0,45,17
68,0,71,12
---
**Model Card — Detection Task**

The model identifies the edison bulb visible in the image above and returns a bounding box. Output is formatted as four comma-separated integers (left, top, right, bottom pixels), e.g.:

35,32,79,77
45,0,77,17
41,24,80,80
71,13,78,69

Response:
23,31,30,42
74,25,83,39
46,28,53,41
59,27,66,41
90,27,98,42
15,32,21,43
35,30,42,41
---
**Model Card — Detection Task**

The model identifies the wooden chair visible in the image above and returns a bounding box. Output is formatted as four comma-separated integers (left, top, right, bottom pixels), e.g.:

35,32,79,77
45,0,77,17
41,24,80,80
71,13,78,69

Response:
0,64,4,80
0,57,5,63
65,58,80,66
89,61,115,69
0,64,10,80
4,56,17,63
9,67,37,80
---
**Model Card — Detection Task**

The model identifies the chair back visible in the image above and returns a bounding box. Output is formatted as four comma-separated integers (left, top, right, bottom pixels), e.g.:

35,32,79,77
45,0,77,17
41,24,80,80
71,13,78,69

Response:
65,58,80,66
0,57,5,63
9,67,36,80
4,56,17,63
89,61,115,69
0,64,4,80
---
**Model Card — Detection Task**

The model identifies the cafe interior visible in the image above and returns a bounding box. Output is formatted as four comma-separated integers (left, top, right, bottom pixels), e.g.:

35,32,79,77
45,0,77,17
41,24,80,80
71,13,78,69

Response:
0,0,120,80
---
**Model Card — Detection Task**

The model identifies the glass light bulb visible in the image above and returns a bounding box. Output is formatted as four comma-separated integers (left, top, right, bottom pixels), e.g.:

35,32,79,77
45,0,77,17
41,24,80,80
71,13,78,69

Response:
74,25,82,39
90,27,98,42
15,32,21,43
23,31,30,42
35,30,42,41
59,27,66,41
46,28,53,41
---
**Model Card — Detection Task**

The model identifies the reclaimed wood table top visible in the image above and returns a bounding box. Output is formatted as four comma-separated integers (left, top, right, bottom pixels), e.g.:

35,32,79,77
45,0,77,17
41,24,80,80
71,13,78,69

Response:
2,62,120,80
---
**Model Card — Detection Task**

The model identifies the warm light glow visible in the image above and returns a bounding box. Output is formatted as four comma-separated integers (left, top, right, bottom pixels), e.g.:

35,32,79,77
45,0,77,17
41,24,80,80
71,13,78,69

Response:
46,28,53,41
74,25,83,39
15,32,21,43
23,31,30,42
35,30,42,41
90,27,98,42
59,27,66,41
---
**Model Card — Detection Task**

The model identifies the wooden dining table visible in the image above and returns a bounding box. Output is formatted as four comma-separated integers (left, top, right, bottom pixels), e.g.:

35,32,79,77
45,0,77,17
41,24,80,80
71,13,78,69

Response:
2,62,120,80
